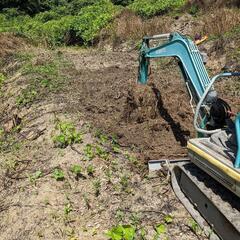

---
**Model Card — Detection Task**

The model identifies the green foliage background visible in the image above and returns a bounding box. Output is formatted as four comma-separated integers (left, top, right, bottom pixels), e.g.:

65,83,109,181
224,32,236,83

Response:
0,0,187,46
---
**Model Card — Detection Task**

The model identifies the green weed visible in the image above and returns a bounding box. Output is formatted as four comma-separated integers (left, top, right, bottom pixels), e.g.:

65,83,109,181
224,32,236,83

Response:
87,164,95,176
83,144,95,160
125,153,138,165
106,225,136,240
95,129,108,144
95,145,109,160
16,88,37,107
52,168,65,181
129,0,186,18
154,223,167,240
0,1,119,46
53,121,82,148
120,174,129,191
105,169,112,183
188,218,201,235
70,164,82,178
0,73,6,86
64,203,72,215
92,179,101,196
164,214,173,224
28,170,43,184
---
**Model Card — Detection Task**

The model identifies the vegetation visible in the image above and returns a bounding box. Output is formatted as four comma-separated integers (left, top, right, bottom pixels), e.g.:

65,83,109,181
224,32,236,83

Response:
0,0,192,46
52,168,65,181
0,0,119,46
106,225,136,240
53,121,83,148
129,0,186,17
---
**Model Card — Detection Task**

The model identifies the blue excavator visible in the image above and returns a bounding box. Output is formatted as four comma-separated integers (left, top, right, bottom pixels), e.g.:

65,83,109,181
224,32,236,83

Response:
138,32,240,240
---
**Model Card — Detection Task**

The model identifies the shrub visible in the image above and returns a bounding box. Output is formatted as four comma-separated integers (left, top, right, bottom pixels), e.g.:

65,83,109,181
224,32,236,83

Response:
129,0,187,17
0,0,119,46
71,0,119,43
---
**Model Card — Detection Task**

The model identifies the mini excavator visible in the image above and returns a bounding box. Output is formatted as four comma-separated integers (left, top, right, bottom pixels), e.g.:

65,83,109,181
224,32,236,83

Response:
138,32,240,240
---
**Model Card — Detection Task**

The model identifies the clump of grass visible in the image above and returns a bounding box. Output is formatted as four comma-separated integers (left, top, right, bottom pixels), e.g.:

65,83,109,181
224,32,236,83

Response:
92,179,101,196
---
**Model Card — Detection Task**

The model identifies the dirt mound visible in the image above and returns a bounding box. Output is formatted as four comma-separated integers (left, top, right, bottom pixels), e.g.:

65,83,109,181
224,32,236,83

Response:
0,33,25,58
63,51,194,161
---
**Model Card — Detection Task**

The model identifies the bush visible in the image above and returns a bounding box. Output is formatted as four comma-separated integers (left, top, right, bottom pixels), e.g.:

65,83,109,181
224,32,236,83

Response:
0,0,118,46
71,0,118,43
129,0,187,17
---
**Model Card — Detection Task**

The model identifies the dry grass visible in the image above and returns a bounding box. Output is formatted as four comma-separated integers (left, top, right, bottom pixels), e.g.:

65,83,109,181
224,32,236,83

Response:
202,8,240,36
105,9,172,45
0,33,26,58
188,0,240,9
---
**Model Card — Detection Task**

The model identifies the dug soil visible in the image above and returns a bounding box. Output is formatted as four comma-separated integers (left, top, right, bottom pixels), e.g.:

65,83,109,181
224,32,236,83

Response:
64,50,195,162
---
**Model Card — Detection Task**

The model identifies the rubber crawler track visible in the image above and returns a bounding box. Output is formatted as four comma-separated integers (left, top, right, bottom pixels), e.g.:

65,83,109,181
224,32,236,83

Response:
172,163,240,239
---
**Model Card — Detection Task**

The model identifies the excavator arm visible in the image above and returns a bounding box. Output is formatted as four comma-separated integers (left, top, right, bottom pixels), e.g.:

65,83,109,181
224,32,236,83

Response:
137,32,240,167
138,32,211,104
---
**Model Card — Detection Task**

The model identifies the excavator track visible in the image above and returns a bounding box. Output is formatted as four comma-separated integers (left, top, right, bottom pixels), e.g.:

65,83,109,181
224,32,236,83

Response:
171,163,240,240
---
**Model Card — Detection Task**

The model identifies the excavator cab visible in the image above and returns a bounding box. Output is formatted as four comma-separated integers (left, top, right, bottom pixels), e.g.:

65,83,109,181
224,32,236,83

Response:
138,32,240,239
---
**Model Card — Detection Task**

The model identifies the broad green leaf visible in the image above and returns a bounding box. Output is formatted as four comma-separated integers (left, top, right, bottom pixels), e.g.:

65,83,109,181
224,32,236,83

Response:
156,224,167,234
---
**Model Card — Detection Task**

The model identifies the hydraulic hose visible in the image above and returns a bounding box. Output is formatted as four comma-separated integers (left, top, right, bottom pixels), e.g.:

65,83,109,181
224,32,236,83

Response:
194,72,240,135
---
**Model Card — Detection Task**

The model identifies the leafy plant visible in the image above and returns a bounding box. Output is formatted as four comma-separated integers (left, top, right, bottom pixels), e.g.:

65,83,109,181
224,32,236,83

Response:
28,170,43,184
96,145,109,160
0,73,6,85
106,225,136,240
125,153,138,165
53,121,82,148
154,223,168,240
95,129,108,144
105,169,112,183
64,202,72,215
87,164,95,176
83,144,95,160
164,215,173,224
129,0,187,17
0,0,118,46
188,218,201,234
52,168,65,181
16,87,38,107
70,164,82,178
